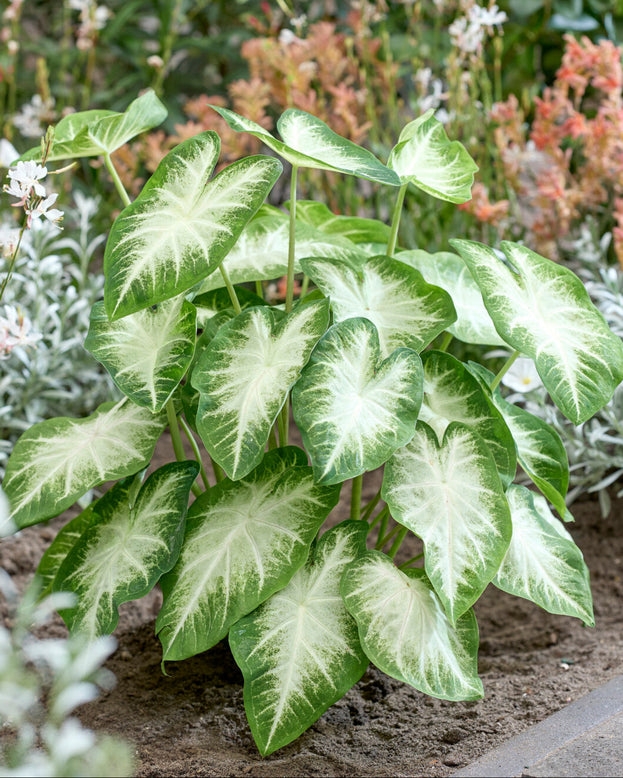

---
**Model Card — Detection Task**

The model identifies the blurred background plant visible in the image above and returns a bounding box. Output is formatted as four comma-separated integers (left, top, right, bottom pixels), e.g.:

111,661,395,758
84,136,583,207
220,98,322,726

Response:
0,564,133,777
0,193,116,477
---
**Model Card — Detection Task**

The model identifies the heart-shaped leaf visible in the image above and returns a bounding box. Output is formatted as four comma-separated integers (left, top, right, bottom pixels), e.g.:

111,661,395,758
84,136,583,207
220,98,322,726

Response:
156,447,341,662
451,239,623,423
104,132,282,320
20,91,166,161
3,400,167,528
192,298,330,480
85,297,197,413
194,209,363,294
495,485,594,625
54,461,199,640
388,111,478,202
300,255,456,357
382,422,512,622
212,106,400,185
419,351,516,487
229,521,369,756
398,249,507,346
341,551,483,700
468,362,570,519
295,201,392,244
292,318,423,484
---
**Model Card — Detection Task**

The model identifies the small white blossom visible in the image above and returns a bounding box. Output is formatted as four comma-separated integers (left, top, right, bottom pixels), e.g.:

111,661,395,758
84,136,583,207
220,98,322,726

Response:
12,94,55,138
469,3,507,30
26,192,64,227
501,358,543,393
6,161,48,201
279,28,300,46
0,305,42,359
0,225,20,257
449,15,484,54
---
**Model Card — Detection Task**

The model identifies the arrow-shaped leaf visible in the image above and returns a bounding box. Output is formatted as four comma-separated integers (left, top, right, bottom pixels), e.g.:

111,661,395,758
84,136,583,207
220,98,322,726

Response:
104,132,282,320
467,361,570,519
20,91,166,161
194,209,364,294
388,110,478,202
451,239,623,424
229,521,369,756
3,400,166,528
382,421,512,622
212,106,400,185
156,447,341,662
419,351,516,487
398,249,507,346
341,551,483,700
192,298,330,480
495,485,594,625
54,461,199,640
292,318,423,484
85,296,197,413
300,255,456,357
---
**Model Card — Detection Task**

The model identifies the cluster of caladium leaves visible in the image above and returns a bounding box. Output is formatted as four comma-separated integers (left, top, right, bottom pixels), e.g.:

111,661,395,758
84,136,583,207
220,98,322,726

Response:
3,92,623,757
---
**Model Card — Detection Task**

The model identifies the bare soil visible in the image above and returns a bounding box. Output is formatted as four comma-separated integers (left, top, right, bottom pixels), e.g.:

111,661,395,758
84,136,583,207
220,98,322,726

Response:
2,434,622,777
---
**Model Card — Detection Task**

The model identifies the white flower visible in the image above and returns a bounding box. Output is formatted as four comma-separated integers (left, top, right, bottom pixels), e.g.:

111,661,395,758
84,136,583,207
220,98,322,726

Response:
26,192,63,227
469,3,507,30
0,225,21,257
279,28,300,46
93,5,111,30
6,161,48,200
449,16,484,54
501,358,543,393
0,305,42,359
12,94,55,138
0,139,18,167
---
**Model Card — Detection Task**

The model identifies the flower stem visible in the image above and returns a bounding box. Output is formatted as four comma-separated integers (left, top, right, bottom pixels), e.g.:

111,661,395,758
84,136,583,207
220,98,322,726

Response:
219,264,242,315
361,487,382,522
369,504,389,532
490,349,521,392
285,165,299,314
179,415,210,490
350,474,363,521
386,182,408,257
388,527,408,559
166,399,201,497
103,153,131,208
0,223,25,304
376,522,402,550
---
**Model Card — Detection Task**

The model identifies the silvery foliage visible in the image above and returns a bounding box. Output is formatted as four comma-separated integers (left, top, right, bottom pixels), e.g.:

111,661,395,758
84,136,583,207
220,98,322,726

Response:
0,570,133,777
517,225,623,515
0,194,116,476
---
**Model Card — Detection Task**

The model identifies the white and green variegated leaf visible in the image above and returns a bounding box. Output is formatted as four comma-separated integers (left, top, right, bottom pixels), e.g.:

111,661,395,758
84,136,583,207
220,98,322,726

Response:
3,400,167,528
300,255,456,358
104,132,282,320
156,448,341,662
192,286,266,326
295,200,392,245
419,351,516,487
398,250,506,346
341,552,483,700
192,299,330,480
451,239,623,423
229,521,369,756
292,318,423,484
495,485,594,625
53,461,199,640
19,110,117,162
388,111,478,202
382,422,512,622
468,362,570,519
35,474,142,596
212,106,400,185
195,211,363,293
85,297,197,413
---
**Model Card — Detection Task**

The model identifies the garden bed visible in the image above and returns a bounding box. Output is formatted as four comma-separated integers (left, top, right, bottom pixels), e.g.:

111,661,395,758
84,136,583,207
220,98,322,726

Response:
2,433,622,778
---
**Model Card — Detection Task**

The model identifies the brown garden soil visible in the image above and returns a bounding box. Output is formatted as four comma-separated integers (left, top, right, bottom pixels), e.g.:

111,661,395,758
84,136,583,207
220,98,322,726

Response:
1,432,622,777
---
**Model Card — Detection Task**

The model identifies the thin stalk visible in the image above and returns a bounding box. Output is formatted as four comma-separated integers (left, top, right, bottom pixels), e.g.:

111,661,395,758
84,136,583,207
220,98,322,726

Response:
375,522,402,550
268,424,278,450
490,349,521,392
152,0,184,96
255,280,264,299
371,506,389,538
0,224,25,304
219,264,242,315
278,400,289,447
211,456,225,483
285,166,299,314
361,488,382,522
386,183,408,257
399,552,424,570
350,474,363,522
179,415,210,490
103,153,131,207
300,274,310,298
166,399,201,496
437,331,453,353
388,527,408,559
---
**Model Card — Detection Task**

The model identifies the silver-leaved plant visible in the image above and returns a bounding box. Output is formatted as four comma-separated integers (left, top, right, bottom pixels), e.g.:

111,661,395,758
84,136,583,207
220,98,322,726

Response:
2,91,622,755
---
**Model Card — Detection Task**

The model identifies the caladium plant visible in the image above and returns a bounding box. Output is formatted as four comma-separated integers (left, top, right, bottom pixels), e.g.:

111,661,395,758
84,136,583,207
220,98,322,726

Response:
3,93,623,756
